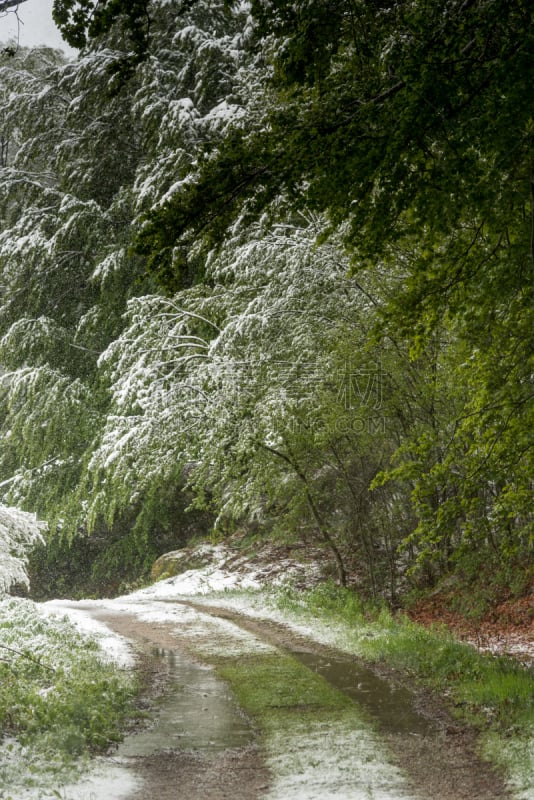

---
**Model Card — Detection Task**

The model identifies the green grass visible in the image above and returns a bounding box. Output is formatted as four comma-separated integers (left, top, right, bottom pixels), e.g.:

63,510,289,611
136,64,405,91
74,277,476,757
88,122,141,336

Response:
217,652,352,716
270,579,534,792
0,597,136,793
274,580,533,723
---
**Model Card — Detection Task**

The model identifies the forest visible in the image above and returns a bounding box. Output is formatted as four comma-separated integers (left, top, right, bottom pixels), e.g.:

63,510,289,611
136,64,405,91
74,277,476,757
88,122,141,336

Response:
0,0,532,610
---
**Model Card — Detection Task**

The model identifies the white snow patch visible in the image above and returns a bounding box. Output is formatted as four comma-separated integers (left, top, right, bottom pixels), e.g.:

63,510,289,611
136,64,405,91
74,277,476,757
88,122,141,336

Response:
39,759,140,800
264,714,413,800
118,542,321,603
40,599,135,668
133,565,261,597
123,551,263,600
466,633,534,667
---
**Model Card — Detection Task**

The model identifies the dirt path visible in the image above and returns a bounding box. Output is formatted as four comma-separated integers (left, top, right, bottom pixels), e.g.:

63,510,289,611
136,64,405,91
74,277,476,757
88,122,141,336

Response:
91,610,270,800
180,601,513,800
79,601,513,800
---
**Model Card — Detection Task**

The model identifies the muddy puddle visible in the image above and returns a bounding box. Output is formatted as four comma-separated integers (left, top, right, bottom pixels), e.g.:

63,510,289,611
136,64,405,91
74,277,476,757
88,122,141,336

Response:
292,649,434,736
121,645,252,756
57,641,256,800
190,603,514,800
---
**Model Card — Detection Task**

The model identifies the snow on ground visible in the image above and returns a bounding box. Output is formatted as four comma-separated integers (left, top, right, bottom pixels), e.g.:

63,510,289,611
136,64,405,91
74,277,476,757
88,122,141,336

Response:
132,563,261,597
114,596,277,658
11,759,140,800
57,765,140,800
37,544,322,664
465,631,534,666
109,543,350,654
264,714,413,800
124,542,534,666
36,547,420,800
34,543,532,800
39,543,268,663
40,540,533,668
41,599,135,667
132,542,322,597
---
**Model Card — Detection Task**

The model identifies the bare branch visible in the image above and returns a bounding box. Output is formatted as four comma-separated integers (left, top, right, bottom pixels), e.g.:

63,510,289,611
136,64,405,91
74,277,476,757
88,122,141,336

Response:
0,1,26,14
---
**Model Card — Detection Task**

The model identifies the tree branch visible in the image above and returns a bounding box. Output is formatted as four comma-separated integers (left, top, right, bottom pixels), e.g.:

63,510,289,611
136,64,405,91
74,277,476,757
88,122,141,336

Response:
259,441,347,585
0,456,61,489
0,643,55,673
0,1,26,13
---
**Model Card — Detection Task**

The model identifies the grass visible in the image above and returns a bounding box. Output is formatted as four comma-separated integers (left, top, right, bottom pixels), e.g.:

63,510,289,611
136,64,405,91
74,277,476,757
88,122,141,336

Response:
191,628,412,799
0,597,136,794
270,579,534,794
274,580,533,720
217,652,352,715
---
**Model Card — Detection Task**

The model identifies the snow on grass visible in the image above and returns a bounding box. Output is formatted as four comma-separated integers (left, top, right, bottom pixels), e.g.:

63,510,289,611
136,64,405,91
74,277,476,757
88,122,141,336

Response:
49,761,140,800
483,729,534,800
6,758,140,800
132,563,262,596
123,542,533,800
40,599,135,668
183,587,534,800
144,596,415,800
0,597,135,799
48,593,414,800
263,712,414,800
29,541,531,800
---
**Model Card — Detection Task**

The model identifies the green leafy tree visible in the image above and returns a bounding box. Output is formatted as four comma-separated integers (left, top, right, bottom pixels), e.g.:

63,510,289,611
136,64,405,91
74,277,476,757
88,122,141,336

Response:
134,0,534,586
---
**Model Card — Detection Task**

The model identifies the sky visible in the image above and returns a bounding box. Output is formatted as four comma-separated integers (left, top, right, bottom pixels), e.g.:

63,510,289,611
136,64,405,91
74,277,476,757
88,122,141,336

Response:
0,0,76,56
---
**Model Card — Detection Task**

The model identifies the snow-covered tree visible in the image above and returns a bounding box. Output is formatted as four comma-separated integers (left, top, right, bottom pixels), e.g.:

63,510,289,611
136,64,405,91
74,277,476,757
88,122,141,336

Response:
0,2,263,591
84,211,412,591
0,503,45,595
0,45,140,521
2,0,527,600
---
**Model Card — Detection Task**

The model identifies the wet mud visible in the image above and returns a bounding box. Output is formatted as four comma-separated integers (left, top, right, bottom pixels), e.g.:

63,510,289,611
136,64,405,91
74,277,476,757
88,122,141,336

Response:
64,601,515,800
185,602,514,800
84,611,271,800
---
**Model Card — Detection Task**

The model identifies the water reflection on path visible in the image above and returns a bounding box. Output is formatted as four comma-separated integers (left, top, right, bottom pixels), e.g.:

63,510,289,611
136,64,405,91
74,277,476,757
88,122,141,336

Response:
293,650,433,736
57,643,253,800
121,645,251,756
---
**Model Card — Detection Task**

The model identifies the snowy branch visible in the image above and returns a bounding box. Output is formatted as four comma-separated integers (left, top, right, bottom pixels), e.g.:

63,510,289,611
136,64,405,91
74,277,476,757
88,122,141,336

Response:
0,504,46,596
0,642,55,672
